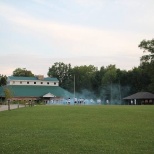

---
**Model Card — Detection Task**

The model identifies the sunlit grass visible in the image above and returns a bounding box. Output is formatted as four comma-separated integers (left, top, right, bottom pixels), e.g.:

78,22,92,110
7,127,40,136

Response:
0,105,154,154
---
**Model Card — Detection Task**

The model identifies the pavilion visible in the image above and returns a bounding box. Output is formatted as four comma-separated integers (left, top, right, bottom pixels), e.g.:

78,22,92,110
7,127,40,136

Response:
123,92,154,105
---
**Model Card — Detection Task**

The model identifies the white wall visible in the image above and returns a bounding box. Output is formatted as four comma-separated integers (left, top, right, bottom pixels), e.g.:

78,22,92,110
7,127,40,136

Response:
9,80,59,86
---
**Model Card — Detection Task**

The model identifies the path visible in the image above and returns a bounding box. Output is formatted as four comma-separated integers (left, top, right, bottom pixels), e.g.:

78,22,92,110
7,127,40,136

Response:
0,104,25,112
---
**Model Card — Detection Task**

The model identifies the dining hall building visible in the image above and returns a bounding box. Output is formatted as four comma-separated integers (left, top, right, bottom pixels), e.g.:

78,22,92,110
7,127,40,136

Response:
0,75,72,103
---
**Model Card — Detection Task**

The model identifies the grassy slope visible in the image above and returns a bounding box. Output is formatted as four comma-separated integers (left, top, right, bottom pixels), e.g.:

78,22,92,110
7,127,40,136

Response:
0,105,154,154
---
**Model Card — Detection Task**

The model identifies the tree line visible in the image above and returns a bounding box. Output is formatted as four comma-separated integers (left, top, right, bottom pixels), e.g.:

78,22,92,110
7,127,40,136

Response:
0,39,154,102
44,38,154,100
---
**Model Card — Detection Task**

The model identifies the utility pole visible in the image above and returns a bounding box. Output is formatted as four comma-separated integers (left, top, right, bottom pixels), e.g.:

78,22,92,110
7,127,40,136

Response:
74,75,75,99
119,80,122,104
110,81,112,105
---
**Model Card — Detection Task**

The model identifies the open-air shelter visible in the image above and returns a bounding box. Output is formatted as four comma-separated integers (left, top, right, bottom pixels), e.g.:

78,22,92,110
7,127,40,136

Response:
123,92,154,105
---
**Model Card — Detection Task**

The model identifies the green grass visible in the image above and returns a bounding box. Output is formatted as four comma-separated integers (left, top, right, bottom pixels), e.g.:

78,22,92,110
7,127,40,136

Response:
0,105,154,154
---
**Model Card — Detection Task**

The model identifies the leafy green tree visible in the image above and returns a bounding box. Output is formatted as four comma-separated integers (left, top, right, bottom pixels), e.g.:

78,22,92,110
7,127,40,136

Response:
13,68,34,77
138,39,154,63
3,87,14,110
91,71,102,97
115,69,133,100
73,65,97,93
102,65,117,84
48,62,72,89
101,65,117,103
127,67,144,93
91,66,106,97
0,75,7,86
139,39,154,92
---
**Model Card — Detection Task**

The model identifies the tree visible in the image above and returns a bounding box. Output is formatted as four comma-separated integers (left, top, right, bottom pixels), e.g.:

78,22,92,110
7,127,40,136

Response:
13,68,34,77
91,66,106,97
101,65,117,104
115,69,126,102
102,65,117,84
127,67,148,93
0,75,7,86
3,87,14,110
138,39,154,63
91,70,102,97
139,39,154,92
48,62,72,89
73,65,97,93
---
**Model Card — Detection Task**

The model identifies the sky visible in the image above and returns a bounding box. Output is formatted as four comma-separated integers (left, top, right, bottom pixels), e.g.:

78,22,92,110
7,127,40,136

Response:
0,0,154,77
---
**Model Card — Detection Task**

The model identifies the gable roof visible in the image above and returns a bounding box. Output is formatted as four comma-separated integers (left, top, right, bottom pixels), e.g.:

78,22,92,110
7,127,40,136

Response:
8,76,59,82
123,92,154,100
0,85,72,98
43,93,55,97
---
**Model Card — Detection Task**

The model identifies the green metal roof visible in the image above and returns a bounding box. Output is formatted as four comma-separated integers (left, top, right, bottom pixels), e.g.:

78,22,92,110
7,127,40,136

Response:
0,85,72,98
8,76,59,82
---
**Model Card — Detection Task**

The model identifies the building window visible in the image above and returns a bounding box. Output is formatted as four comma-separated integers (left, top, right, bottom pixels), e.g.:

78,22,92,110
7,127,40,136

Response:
27,82,29,84
47,82,49,85
54,82,56,85
20,81,22,84
34,82,36,84
41,82,43,84
13,81,15,84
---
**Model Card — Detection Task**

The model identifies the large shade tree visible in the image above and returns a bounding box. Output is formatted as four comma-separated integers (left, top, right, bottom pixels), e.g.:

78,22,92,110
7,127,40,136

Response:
101,65,117,103
139,39,154,63
91,66,106,97
0,75,7,86
139,38,154,92
48,62,72,89
73,65,97,93
13,68,34,77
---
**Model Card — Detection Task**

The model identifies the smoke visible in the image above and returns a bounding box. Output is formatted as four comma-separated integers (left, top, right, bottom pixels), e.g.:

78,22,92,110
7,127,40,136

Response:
70,84,131,105
48,84,131,105
100,84,131,105
76,89,96,100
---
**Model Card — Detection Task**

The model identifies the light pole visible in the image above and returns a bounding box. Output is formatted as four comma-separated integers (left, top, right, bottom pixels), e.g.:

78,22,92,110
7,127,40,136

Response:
119,80,122,104
74,75,75,99
110,81,112,105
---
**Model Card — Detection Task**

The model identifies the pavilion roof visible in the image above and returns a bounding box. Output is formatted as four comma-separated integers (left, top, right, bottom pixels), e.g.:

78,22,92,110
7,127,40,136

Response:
123,92,154,100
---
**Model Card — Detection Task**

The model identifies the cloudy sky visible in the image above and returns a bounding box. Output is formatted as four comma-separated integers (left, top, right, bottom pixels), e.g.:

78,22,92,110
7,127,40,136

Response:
0,0,154,76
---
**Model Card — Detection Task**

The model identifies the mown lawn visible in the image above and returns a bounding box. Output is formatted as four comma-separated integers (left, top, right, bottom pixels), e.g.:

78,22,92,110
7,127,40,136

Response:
0,105,154,154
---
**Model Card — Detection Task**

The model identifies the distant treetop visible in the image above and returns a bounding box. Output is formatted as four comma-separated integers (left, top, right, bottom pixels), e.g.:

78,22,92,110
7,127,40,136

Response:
13,68,34,77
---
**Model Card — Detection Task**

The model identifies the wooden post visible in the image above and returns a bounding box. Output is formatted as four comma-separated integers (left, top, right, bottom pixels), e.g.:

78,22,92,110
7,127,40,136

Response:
8,100,10,111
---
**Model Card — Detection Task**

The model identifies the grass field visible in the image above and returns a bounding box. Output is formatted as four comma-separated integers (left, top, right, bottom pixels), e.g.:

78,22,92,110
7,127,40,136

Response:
0,105,154,154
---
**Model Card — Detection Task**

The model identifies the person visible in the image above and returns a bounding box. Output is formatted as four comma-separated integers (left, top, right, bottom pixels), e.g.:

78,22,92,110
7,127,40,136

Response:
90,99,93,104
68,98,71,105
106,100,109,105
83,99,86,105
134,99,136,105
97,99,101,104
74,97,77,104
50,100,53,104
79,98,82,104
